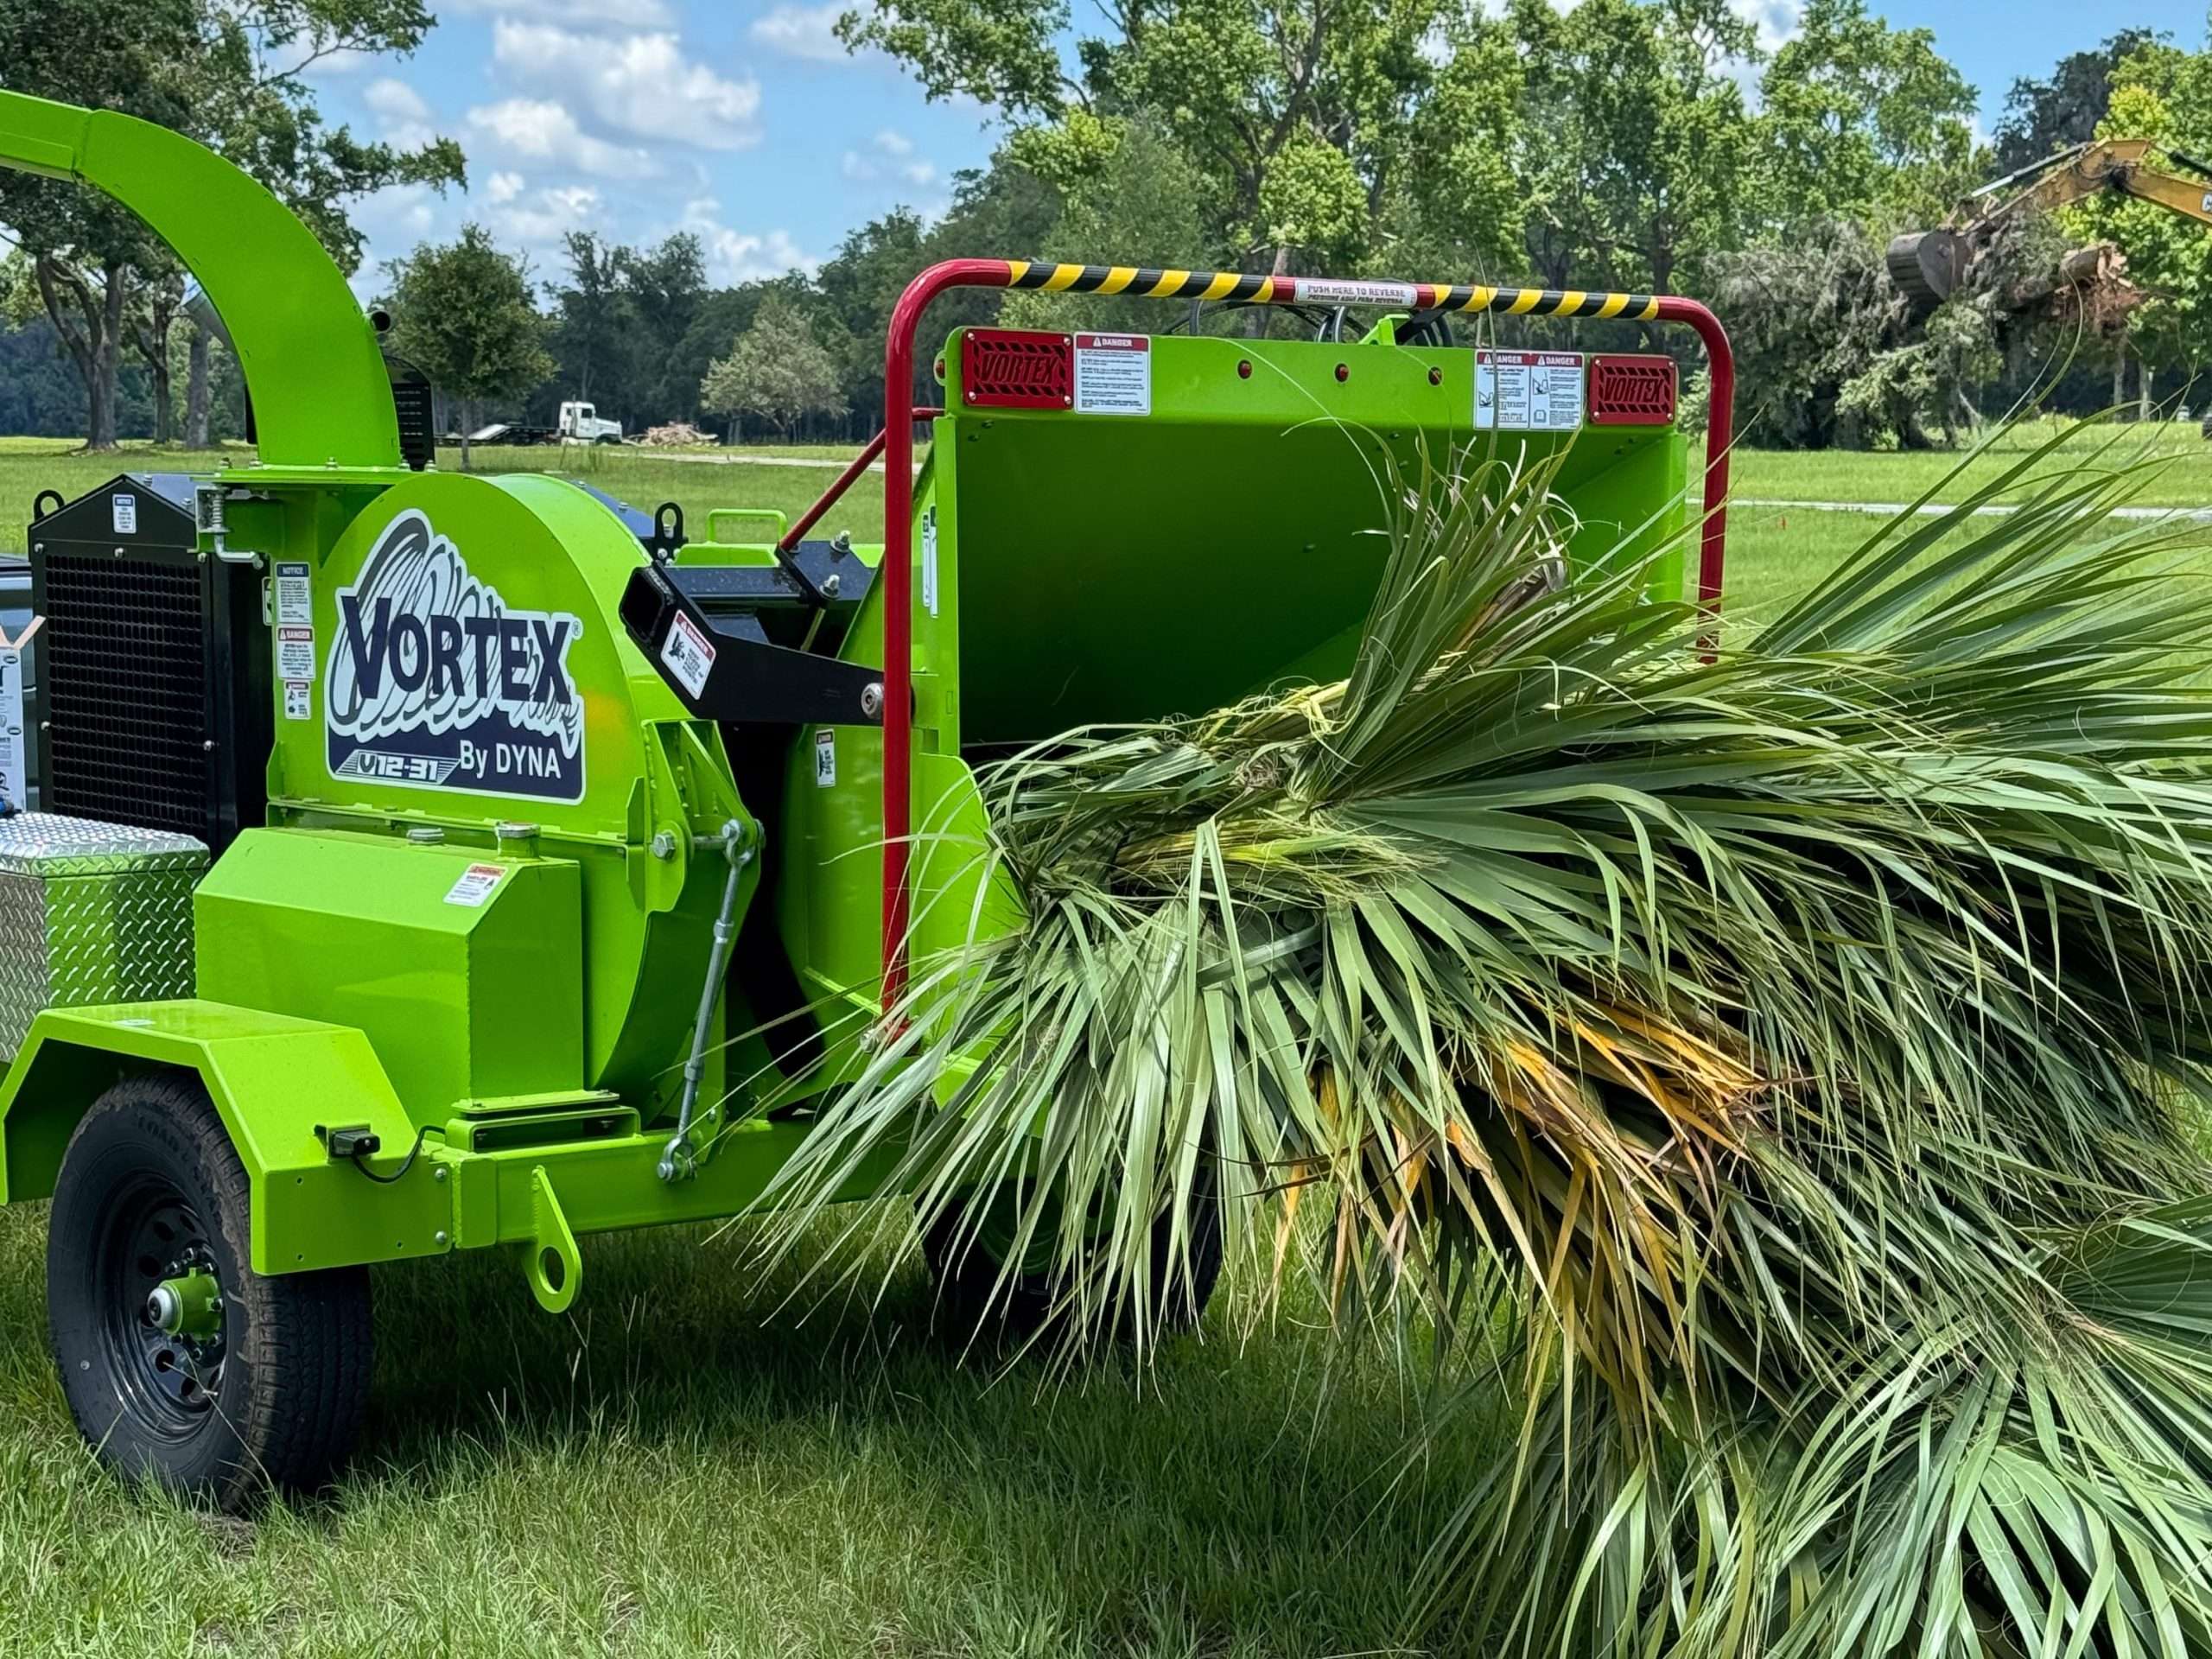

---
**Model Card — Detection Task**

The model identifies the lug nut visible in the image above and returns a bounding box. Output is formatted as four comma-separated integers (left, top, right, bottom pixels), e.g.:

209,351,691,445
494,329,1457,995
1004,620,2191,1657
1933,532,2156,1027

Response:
861,683,885,718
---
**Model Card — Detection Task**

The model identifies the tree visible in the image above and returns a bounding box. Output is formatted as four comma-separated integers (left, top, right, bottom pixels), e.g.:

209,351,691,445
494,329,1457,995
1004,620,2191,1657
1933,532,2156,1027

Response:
1755,0,1980,231
998,121,1216,333
1994,29,2164,173
126,267,185,445
842,0,1507,272
700,296,848,440
382,226,554,470
2065,46,2212,414
0,0,461,449
1509,0,1762,298
546,232,628,410
615,235,709,422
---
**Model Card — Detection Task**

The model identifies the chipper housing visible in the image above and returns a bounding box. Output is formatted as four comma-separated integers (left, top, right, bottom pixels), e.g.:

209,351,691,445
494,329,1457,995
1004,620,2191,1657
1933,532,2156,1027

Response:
0,90,1732,1499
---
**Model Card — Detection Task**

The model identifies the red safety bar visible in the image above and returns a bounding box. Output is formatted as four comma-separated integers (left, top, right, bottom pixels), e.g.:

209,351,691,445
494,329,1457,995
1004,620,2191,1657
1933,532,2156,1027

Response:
777,407,942,554
875,258,1737,1005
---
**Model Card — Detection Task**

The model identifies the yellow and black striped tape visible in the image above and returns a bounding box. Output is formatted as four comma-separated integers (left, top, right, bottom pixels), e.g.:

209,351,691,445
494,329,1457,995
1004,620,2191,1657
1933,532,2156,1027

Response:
1001,261,1661,321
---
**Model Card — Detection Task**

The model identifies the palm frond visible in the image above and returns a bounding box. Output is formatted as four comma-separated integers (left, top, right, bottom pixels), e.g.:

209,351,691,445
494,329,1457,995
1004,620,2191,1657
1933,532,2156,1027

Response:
754,429,2212,1654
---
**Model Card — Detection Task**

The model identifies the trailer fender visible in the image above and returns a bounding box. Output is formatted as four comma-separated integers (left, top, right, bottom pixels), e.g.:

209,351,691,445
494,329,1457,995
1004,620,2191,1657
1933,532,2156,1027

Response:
0,1001,453,1274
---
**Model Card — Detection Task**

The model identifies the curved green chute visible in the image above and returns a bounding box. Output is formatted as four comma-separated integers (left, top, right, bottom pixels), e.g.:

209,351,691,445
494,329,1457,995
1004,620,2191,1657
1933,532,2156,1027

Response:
0,91,401,468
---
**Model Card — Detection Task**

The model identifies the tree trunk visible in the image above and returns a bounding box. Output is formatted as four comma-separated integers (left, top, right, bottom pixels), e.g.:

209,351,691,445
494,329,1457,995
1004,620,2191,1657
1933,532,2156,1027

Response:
2111,343,2127,416
185,327,213,448
88,261,126,451
459,399,474,473
2141,362,2155,423
149,347,173,446
1246,245,1292,339
34,254,110,450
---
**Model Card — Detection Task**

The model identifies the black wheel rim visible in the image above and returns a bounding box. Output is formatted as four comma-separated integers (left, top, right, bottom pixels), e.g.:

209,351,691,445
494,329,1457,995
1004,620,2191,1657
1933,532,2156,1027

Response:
91,1174,226,1441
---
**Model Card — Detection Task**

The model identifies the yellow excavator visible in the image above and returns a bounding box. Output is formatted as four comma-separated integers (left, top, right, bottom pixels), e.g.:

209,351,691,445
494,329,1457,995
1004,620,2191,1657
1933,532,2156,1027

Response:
1887,137,2212,310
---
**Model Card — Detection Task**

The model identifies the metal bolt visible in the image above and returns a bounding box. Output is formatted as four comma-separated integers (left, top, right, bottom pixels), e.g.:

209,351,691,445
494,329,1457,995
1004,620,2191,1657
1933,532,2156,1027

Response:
434,1230,448,1247
495,820,538,842
201,739,215,753
433,1166,448,1183
822,573,841,597
649,830,677,861
860,683,885,718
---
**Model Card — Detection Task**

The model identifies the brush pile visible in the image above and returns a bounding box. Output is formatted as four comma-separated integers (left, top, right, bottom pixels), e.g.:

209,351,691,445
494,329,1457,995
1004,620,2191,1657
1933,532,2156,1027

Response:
764,433,2212,1654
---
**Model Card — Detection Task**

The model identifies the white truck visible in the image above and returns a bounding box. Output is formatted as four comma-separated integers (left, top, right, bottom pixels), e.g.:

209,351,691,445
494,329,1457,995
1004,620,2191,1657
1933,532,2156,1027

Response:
466,400,625,447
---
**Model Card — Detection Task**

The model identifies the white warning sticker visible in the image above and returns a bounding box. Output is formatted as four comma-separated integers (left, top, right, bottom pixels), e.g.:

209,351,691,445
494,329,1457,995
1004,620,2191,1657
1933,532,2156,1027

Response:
276,625,315,681
1288,277,1420,308
283,681,312,721
660,610,715,700
111,493,137,536
814,728,836,786
1073,333,1151,415
275,560,312,627
1475,350,1585,431
921,506,939,618
0,649,23,812
443,862,507,907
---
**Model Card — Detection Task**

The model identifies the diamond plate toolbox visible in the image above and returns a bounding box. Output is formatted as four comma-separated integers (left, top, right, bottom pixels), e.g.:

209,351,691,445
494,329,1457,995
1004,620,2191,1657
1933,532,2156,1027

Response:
0,813,207,1058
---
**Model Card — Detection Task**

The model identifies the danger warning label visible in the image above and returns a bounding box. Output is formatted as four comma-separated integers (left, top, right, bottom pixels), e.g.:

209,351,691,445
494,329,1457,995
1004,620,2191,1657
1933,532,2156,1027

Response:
1073,334,1150,415
1475,350,1585,431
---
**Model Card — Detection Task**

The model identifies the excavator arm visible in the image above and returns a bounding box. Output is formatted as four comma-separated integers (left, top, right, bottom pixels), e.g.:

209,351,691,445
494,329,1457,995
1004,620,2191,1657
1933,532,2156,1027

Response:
1982,139,2212,229
1889,139,2212,310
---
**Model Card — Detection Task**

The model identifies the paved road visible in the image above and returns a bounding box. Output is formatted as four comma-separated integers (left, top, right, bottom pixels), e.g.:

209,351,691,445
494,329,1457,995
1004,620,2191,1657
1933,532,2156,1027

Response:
1738,496,2212,522
646,449,918,473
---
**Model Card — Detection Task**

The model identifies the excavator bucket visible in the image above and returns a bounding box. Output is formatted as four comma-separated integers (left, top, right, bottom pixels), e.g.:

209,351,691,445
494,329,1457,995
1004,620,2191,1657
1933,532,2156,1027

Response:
1886,229,1967,313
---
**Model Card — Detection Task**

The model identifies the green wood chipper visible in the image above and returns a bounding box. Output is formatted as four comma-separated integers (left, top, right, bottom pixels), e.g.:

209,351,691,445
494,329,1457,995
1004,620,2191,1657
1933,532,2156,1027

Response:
0,90,1735,1504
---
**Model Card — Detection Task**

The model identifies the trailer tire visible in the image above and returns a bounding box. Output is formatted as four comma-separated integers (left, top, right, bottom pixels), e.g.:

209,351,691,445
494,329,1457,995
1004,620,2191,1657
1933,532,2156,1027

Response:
46,1074,372,1510
920,1178,1222,1348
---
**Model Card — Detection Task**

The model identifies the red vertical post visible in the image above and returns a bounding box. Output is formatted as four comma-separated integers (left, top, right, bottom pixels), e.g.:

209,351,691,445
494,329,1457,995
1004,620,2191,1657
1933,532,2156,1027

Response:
1653,296,1733,622
880,260,1012,1006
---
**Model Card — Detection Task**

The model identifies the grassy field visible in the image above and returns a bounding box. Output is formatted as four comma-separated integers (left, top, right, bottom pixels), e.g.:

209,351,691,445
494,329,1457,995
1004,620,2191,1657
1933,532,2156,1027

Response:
10,419,2209,623
0,1205,1495,1657
0,424,2203,1655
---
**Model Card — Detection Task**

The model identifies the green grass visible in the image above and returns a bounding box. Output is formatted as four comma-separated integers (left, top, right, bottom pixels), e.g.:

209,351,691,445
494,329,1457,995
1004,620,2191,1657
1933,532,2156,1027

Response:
1719,417,2212,507
0,1204,1494,1657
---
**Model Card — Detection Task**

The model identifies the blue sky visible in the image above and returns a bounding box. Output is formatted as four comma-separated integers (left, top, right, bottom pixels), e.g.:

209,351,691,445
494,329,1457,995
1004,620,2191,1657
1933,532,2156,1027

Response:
306,1,2212,290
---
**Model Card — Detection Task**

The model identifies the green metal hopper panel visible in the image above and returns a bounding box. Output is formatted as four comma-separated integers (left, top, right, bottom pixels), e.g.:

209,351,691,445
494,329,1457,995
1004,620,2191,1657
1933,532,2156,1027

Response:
929,329,1687,744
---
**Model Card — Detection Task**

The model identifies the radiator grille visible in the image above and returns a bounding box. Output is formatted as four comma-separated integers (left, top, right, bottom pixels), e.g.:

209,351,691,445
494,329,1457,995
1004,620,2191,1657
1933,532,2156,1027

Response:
960,328,1072,408
391,378,436,471
39,554,208,836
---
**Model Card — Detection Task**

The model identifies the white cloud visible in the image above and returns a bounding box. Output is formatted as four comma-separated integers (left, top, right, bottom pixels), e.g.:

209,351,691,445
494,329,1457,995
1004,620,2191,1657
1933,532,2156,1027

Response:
492,20,763,149
494,182,604,245
301,46,377,79
357,181,440,244
748,3,852,63
465,99,659,180
1734,0,1800,53
681,197,817,283
842,129,938,191
362,76,439,149
486,170,526,205
448,0,674,24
